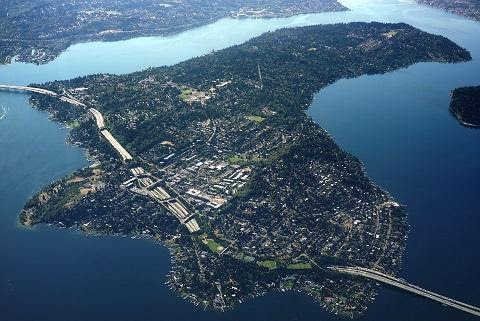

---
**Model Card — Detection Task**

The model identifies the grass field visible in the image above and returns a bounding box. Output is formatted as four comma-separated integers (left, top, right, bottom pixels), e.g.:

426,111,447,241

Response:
199,234,224,253
227,153,262,166
257,260,278,269
179,87,193,100
245,115,265,123
227,155,246,165
67,120,80,128
287,262,312,270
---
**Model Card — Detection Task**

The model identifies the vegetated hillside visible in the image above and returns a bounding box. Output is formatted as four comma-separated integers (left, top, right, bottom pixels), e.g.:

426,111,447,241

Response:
450,85,480,127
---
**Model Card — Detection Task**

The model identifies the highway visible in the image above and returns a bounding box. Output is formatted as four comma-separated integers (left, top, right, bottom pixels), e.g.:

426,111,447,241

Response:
1,83,200,232
0,83,132,162
137,174,200,232
0,84,57,96
60,95,87,107
100,129,133,162
89,108,105,129
329,266,480,317
87,107,132,161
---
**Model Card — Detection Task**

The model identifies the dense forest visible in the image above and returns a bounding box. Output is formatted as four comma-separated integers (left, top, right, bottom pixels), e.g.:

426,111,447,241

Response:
449,85,480,127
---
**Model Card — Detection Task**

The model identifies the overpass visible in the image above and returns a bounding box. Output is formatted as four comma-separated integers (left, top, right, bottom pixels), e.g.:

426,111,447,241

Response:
137,174,200,233
329,266,480,317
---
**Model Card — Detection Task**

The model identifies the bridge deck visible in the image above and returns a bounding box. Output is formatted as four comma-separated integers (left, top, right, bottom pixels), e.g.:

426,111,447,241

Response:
329,266,480,317
0,84,57,96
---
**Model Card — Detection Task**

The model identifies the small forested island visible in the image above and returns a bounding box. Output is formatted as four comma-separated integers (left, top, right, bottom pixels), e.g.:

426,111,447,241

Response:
0,0,345,65
417,0,480,21
19,22,470,317
449,85,480,127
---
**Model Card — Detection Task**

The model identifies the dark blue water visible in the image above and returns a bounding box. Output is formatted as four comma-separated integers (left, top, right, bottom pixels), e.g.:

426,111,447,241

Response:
307,2,480,319
308,66,480,320
0,95,334,321
1,1,479,320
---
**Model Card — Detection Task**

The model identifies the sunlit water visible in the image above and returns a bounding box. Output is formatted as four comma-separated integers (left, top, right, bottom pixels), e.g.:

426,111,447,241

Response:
1,1,479,320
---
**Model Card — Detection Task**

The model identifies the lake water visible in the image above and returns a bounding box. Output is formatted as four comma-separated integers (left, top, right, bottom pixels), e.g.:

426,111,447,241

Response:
1,0,479,320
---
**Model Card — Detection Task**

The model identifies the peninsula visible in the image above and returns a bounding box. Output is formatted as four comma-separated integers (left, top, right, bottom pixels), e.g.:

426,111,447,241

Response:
17,22,471,317
0,0,345,65
449,85,480,127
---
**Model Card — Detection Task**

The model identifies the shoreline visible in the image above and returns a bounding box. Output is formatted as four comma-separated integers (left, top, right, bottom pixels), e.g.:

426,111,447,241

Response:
1,5,348,66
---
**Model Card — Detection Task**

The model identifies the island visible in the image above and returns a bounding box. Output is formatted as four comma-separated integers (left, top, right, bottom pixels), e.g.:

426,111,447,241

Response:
0,0,346,65
18,22,470,317
449,85,480,127
417,0,480,21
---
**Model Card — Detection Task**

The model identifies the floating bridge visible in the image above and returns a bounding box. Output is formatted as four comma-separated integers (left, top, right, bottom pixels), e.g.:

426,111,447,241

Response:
329,266,480,317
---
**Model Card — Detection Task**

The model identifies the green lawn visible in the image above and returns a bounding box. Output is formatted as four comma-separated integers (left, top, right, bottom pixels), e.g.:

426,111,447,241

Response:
233,252,256,263
206,239,224,253
227,155,246,165
179,87,193,100
199,234,224,253
67,120,80,128
257,260,278,269
227,153,262,166
287,262,312,270
245,115,265,123
282,279,295,289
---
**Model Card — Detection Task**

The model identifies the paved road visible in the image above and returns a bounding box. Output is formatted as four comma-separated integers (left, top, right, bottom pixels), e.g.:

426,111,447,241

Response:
0,84,132,162
0,84,57,96
89,108,105,129
100,129,133,162
136,172,200,232
2,83,201,232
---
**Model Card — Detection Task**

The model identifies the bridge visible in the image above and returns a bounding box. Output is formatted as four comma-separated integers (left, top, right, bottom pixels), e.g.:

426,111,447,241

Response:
329,266,480,317
0,84,131,162
99,129,133,162
0,84,57,96
60,95,86,107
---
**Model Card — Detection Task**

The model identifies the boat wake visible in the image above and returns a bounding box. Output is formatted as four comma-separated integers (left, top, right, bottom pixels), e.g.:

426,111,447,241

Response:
0,105,9,120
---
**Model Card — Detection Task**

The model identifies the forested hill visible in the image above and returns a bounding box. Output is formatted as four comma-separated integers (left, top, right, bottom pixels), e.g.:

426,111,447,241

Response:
450,85,480,127
41,22,470,152
165,22,470,113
